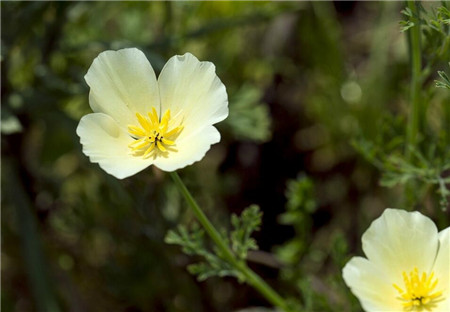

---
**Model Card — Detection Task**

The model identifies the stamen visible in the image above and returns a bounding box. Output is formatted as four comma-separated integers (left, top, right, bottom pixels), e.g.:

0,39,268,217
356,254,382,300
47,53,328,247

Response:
128,107,183,157
156,141,166,152
136,113,151,132
393,267,444,311
148,107,159,125
162,138,175,145
143,143,155,158
165,126,184,138
128,125,146,137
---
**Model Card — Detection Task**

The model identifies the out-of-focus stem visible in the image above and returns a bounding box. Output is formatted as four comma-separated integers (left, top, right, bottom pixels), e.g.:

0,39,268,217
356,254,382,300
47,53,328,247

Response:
169,172,295,312
406,0,423,156
6,159,60,312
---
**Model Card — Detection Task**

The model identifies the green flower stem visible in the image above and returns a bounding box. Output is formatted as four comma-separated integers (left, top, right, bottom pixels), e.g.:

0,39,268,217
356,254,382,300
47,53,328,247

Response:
169,171,293,312
6,159,60,312
406,0,423,155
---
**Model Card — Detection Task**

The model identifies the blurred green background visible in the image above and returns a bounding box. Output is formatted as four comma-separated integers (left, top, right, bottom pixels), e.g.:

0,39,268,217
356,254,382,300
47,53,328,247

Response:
2,2,449,312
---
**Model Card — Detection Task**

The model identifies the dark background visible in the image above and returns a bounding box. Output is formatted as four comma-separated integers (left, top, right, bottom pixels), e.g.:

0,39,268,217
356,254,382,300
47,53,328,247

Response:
2,2,449,312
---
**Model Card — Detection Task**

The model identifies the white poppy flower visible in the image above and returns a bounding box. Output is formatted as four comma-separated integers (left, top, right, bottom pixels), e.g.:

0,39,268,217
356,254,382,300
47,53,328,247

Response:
76,48,228,179
343,208,449,312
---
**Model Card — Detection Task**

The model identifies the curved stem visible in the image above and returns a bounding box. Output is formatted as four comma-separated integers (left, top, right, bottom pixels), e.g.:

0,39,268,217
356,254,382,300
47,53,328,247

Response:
406,0,423,156
169,172,294,312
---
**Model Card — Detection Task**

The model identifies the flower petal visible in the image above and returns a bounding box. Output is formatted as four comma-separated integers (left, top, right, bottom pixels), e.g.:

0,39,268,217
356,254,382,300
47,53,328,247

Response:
157,52,228,141
85,48,160,127
433,227,450,311
152,125,220,172
76,113,153,179
361,209,439,286
342,256,401,311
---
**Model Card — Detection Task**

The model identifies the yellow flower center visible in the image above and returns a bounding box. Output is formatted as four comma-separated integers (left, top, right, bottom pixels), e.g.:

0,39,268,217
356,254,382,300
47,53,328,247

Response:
393,267,444,311
128,107,183,158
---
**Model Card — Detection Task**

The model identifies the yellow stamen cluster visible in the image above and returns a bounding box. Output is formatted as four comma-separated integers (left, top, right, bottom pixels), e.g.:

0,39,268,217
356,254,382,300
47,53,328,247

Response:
128,107,183,158
393,267,443,311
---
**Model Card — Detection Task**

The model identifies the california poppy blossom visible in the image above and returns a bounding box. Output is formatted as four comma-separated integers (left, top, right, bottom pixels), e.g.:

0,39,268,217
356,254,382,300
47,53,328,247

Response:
77,48,228,179
343,209,449,311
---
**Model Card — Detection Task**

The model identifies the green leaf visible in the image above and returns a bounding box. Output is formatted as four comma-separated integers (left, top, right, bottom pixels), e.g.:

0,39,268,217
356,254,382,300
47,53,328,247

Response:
165,224,208,256
187,262,244,282
435,65,450,89
399,20,415,32
285,175,316,214
226,85,272,142
165,224,243,281
401,7,413,17
164,205,263,282
230,205,262,260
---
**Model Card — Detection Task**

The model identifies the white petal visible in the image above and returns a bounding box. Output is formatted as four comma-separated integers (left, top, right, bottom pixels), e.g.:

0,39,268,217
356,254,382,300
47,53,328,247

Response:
153,125,220,172
433,227,450,312
85,48,160,127
361,209,439,286
76,113,153,179
342,256,401,311
157,52,228,142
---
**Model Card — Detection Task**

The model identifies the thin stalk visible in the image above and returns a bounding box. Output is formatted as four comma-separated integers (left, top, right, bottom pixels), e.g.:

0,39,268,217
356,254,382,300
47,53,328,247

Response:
169,172,294,312
6,160,60,312
406,0,423,156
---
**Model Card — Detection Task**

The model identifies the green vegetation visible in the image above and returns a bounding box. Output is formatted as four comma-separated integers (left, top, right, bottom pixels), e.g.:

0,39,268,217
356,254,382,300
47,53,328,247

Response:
2,2,449,311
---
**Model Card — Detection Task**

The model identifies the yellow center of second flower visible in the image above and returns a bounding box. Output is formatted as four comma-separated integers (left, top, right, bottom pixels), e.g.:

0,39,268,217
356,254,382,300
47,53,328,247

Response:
393,267,444,311
128,107,183,158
